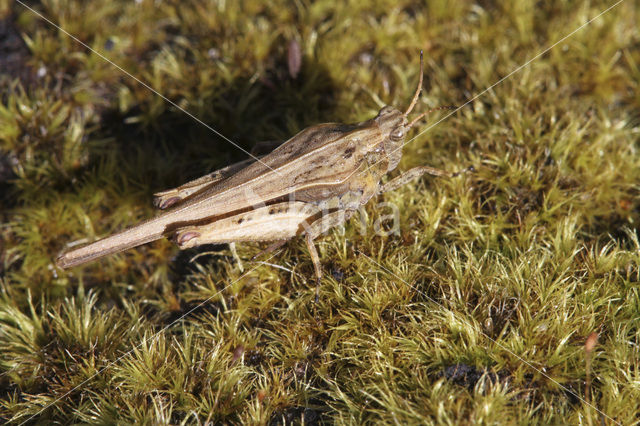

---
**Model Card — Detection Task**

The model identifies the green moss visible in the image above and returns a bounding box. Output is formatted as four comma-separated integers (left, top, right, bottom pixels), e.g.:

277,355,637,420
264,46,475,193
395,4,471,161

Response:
1,0,639,423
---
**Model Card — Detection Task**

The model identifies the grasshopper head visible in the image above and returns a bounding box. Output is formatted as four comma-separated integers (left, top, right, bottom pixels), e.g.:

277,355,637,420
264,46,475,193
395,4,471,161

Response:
375,51,456,172
374,106,408,172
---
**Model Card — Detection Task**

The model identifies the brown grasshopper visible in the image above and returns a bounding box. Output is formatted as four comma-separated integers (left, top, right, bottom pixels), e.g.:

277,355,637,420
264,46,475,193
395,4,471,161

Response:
56,53,468,288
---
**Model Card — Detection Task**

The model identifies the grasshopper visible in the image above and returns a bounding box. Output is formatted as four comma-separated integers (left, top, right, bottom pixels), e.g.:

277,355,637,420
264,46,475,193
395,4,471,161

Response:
56,53,468,289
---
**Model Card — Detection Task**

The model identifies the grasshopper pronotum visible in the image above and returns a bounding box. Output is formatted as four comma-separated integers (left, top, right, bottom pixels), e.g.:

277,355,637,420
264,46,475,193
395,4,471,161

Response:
57,53,469,290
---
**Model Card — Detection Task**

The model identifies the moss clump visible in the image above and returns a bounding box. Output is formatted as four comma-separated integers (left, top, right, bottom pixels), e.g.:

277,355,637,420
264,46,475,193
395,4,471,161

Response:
1,0,639,423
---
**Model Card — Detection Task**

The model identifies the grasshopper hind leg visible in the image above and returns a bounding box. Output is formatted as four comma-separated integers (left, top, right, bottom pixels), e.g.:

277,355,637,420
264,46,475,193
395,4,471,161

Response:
173,202,320,277
154,172,222,209
153,158,257,209
171,202,355,302
153,142,280,210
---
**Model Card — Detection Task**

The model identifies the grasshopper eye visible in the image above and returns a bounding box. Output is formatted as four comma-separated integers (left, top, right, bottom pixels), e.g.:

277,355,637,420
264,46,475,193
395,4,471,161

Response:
390,127,405,141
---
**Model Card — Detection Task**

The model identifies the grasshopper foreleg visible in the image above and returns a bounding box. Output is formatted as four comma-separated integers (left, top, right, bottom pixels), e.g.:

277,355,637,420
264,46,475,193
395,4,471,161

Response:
379,165,473,194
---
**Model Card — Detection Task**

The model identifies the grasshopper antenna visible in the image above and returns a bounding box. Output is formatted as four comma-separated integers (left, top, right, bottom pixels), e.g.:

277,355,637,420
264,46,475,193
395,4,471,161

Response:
407,105,457,129
404,50,424,117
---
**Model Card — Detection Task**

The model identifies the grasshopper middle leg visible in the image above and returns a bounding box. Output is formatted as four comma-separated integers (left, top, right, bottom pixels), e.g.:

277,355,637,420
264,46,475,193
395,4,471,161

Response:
304,209,356,301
